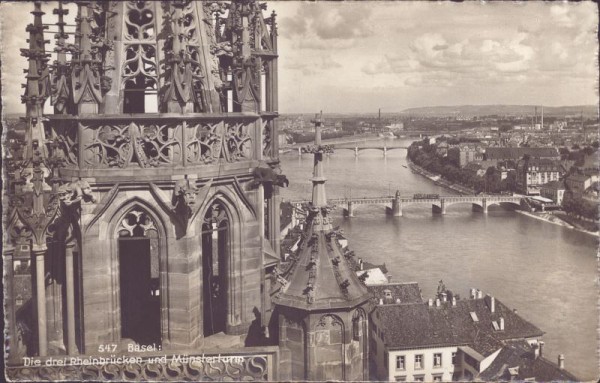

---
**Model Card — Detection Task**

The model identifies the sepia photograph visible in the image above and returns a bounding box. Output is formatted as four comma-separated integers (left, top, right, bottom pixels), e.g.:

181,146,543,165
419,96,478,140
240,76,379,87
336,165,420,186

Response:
1,0,598,381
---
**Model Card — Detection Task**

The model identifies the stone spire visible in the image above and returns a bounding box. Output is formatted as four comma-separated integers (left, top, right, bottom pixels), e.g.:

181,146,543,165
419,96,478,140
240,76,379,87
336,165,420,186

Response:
311,112,327,208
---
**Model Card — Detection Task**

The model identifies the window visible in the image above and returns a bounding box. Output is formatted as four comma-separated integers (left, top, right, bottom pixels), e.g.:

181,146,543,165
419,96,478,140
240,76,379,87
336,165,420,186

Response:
413,375,425,382
452,352,457,365
415,354,424,369
395,376,406,382
433,353,442,368
396,355,405,370
433,374,443,382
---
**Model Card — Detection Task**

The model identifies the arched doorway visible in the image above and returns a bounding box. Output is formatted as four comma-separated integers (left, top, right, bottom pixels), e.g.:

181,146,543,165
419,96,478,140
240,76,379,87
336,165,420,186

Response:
117,208,161,346
202,202,229,337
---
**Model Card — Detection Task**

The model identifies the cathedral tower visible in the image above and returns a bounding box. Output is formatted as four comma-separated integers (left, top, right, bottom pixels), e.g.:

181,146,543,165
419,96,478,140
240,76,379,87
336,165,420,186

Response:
4,0,284,365
272,114,371,381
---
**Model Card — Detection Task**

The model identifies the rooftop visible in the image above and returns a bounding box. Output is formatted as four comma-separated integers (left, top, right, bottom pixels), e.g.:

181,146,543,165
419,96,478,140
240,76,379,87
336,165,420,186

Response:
485,147,560,160
367,282,423,306
478,340,580,381
374,294,544,351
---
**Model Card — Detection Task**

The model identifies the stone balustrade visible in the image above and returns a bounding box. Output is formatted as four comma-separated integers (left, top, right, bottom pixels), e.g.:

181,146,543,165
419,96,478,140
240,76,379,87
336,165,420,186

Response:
6,347,279,381
40,113,277,178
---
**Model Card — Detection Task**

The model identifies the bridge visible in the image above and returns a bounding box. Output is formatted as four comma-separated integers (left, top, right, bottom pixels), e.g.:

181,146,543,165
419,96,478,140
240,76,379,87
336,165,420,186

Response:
287,193,524,217
296,140,409,157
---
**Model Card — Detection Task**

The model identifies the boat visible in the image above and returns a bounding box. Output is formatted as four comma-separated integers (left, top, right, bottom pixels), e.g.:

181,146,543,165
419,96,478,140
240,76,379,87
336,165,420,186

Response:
402,165,408,168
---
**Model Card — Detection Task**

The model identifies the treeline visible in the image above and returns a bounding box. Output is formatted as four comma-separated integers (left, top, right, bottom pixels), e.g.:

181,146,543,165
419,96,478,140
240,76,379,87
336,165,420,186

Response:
561,193,599,221
407,140,515,194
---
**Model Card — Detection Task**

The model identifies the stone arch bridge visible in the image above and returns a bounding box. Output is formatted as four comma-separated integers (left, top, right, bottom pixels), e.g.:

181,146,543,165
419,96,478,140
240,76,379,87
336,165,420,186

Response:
288,194,524,217
297,141,409,157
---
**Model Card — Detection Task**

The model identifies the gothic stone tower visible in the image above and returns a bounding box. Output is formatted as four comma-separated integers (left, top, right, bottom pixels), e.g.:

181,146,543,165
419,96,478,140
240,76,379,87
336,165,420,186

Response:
272,114,371,381
4,0,283,362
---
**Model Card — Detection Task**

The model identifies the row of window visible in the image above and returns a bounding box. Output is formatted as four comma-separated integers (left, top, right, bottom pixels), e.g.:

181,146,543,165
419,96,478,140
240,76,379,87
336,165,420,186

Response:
395,352,457,370
395,374,444,382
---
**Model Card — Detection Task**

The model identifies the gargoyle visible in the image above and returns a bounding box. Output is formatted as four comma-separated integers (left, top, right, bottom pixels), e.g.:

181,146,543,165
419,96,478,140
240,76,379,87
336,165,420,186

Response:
58,179,96,208
250,164,289,199
171,179,199,230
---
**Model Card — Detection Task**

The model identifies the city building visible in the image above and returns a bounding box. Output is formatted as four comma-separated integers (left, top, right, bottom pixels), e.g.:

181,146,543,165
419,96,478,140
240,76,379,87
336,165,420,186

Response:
478,339,580,381
484,147,561,163
565,173,599,198
448,144,484,168
540,181,566,205
367,286,577,382
516,159,563,195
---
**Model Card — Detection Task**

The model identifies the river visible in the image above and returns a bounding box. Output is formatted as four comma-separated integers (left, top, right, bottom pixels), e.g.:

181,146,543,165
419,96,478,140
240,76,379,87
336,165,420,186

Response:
279,138,598,381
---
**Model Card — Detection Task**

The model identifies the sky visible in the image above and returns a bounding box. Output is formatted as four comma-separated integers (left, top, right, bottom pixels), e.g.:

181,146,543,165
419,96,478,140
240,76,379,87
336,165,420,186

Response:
1,1,598,114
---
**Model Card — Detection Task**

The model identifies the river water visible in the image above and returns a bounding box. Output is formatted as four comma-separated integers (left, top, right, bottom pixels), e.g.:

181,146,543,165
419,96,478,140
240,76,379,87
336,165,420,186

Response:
279,138,598,380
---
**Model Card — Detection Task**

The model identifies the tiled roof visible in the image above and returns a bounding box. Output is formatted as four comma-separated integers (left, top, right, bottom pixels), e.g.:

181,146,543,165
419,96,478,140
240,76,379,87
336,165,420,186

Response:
367,282,423,306
272,217,371,311
520,158,562,172
478,340,580,381
485,147,560,160
376,296,544,351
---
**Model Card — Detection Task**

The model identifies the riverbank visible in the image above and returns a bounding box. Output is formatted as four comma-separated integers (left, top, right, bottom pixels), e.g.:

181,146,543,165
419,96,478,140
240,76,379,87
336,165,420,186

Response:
406,158,474,195
406,157,600,237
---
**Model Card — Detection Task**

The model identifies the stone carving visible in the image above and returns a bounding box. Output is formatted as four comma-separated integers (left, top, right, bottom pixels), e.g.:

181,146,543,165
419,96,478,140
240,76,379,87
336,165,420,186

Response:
171,178,198,232
262,120,273,158
223,122,252,161
58,180,97,207
117,208,157,237
249,163,289,199
84,123,182,168
186,122,223,164
6,354,273,381
316,314,343,329
45,122,78,167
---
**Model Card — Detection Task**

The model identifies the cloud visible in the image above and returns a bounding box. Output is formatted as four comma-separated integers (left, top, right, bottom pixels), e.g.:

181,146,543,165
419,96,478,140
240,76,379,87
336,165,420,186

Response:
283,54,342,76
281,3,374,50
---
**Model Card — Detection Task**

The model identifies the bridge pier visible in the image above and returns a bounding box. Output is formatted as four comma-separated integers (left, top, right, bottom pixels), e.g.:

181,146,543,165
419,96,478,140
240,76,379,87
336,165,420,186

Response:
392,191,402,216
472,199,488,214
346,201,355,217
432,199,446,215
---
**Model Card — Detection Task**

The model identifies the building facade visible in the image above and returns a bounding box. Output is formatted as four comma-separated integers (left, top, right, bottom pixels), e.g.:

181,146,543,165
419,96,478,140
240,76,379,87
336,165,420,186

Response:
516,159,562,195
370,287,547,382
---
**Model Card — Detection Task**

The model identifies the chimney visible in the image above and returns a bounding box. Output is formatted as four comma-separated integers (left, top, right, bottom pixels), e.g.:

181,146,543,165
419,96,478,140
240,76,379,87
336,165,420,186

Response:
538,341,544,358
558,354,564,369
486,294,495,313
428,298,433,307
435,298,441,307
452,296,457,307
499,317,505,331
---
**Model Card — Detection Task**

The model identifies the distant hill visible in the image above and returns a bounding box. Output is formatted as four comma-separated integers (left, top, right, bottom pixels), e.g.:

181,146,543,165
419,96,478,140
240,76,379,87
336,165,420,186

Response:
400,105,598,118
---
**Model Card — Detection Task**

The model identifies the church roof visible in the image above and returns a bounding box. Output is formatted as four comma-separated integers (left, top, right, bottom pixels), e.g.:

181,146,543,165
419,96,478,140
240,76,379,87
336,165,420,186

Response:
272,214,371,311
272,112,370,311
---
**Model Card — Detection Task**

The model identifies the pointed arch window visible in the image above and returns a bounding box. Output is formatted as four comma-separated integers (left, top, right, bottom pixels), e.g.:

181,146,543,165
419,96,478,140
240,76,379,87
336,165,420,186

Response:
117,207,161,346
202,201,230,337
